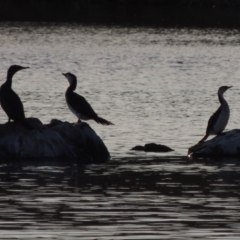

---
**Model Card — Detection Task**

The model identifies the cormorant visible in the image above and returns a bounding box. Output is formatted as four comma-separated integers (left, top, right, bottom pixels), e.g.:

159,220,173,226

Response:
0,65,32,130
62,72,114,125
199,86,232,143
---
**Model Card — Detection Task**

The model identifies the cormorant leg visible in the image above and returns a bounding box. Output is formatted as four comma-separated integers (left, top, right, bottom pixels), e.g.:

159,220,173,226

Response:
77,119,82,123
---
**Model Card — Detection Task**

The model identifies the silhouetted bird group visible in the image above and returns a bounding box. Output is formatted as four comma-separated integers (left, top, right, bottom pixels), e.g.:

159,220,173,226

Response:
0,65,113,130
0,65,232,145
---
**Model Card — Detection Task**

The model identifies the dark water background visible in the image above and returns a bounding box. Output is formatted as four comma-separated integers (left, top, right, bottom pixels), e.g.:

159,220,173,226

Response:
1,157,240,239
0,23,240,239
1,1,240,28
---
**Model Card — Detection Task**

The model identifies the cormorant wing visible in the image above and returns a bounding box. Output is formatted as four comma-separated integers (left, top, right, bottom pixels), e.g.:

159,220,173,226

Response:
206,106,221,135
66,92,98,118
0,88,25,121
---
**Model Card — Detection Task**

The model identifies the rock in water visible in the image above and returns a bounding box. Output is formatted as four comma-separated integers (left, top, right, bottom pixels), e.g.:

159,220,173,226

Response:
188,129,240,157
0,118,110,163
131,143,174,153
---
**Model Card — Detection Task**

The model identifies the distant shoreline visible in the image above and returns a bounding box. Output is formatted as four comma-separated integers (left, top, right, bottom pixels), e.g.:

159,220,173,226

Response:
1,1,240,28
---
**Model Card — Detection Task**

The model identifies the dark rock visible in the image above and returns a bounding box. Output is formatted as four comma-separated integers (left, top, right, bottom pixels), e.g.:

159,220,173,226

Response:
131,143,174,153
131,145,145,151
188,129,240,157
0,118,110,163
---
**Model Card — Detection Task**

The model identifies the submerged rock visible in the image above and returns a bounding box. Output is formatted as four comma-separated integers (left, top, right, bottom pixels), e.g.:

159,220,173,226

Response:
0,118,110,163
188,129,240,157
131,143,174,153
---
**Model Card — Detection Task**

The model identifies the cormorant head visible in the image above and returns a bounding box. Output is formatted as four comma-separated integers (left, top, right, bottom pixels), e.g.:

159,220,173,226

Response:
62,72,77,87
7,65,29,79
218,86,232,95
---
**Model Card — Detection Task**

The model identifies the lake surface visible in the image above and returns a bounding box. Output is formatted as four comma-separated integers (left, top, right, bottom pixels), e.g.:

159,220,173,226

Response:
0,23,240,239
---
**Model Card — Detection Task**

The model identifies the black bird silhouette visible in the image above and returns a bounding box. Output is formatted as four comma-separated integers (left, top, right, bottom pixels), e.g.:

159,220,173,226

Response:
0,65,32,129
199,86,232,144
62,72,114,125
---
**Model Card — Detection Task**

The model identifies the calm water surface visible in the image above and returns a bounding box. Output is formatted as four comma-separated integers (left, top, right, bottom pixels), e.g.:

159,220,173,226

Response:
0,23,240,239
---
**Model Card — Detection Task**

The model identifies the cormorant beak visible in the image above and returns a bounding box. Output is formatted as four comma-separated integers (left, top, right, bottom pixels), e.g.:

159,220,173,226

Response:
20,66,29,70
227,86,233,89
62,73,66,76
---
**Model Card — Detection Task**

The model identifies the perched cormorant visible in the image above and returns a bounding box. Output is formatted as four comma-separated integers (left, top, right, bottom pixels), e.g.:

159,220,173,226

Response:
199,86,232,144
0,65,32,130
62,72,114,125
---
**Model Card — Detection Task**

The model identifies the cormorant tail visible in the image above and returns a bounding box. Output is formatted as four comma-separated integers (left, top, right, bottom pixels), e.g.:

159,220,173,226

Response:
198,134,209,144
94,116,114,125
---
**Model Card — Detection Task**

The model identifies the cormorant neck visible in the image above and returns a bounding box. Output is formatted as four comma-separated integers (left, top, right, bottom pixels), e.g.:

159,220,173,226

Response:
218,92,226,105
5,74,13,88
67,80,77,92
